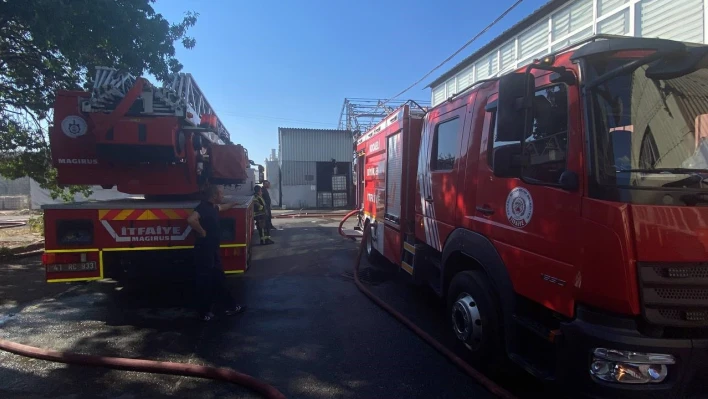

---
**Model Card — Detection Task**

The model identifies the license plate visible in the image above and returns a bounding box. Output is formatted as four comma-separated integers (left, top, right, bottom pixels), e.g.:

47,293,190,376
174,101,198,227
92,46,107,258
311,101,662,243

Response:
47,262,97,273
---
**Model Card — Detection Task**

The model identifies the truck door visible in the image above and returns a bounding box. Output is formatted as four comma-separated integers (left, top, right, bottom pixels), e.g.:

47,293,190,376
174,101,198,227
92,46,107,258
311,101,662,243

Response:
473,83,582,317
418,104,467,252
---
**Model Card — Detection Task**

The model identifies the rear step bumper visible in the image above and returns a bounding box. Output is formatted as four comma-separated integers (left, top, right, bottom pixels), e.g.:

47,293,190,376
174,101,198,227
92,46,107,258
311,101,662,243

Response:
557,306,708,398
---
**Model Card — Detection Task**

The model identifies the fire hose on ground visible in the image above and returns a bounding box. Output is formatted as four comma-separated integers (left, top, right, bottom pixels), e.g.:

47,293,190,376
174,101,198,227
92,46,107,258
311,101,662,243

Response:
0,211,513,399
347,213,517,399
0,338,287,399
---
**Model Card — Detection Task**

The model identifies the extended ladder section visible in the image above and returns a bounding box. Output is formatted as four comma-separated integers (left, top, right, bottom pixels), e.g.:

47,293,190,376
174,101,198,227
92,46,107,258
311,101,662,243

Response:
83,67,230,144
51,66,250,195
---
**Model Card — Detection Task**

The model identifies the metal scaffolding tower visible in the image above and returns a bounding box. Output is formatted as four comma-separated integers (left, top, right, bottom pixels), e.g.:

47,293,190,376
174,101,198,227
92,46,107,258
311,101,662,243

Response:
337,98,430,139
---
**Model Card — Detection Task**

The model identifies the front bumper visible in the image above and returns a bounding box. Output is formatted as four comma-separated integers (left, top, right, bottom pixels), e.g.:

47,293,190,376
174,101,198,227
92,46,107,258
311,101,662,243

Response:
557,306,708,398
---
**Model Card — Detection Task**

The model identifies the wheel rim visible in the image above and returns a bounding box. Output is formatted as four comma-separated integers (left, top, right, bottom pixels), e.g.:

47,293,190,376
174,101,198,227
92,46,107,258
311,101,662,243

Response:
451,292,483,350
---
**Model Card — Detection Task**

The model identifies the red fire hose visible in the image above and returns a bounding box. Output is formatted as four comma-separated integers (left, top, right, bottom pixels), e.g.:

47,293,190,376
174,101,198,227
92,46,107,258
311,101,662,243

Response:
351,223,517,399
0,339,286,399
338,209,361,240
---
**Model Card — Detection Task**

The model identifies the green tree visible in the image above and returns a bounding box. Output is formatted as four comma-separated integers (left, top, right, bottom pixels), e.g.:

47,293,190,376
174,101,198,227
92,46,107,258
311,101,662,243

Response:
0,0,198,201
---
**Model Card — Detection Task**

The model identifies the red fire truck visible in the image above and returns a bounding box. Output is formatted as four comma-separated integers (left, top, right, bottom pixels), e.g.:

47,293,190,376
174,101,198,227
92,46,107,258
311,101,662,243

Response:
42,67,255,283
354,35,708,397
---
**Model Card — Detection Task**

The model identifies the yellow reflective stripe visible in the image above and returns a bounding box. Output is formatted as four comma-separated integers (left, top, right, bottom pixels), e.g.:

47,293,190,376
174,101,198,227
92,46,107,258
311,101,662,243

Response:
137,210,157,220
102,246,194,252
162,209,181,219
47,277,103,283
101,244,247,252
224,270,244,274
99,250,104,279
401,261,414,275
45,248,99,253
113,209,135,220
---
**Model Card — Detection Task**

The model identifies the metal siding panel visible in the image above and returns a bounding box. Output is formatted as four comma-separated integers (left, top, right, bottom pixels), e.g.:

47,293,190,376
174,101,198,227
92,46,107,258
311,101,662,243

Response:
456,65,474,93
499,41,516,73
597,8,630,35
491,51,499,75
432,85,446,106
552,0,592,40
551,25,594,51
281,161,316,186
446,78,457,97
639,0,704,44
475,57,490,80
518,21,549,62
598,0,629,17
279,129,352,162
428,0,706,106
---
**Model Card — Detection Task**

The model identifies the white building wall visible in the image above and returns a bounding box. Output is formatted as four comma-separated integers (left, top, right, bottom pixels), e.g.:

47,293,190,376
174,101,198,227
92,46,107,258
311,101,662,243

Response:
431,0,706,106
281,185,317,209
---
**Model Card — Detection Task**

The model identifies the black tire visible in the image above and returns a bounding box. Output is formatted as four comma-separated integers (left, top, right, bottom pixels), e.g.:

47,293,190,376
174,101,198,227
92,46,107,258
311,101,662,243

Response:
364,220,383,264
447,270,504,369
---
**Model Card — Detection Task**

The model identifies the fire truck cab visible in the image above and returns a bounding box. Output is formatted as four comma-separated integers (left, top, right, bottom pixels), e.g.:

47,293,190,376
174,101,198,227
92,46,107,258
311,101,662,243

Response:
356,35,708,397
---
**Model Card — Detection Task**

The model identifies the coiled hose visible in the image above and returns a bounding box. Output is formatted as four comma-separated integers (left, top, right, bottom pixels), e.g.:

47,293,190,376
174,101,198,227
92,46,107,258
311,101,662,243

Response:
351,223,517,399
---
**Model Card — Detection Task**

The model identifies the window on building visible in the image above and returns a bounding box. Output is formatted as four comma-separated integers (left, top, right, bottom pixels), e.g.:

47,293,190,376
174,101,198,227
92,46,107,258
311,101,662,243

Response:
431,118,460,171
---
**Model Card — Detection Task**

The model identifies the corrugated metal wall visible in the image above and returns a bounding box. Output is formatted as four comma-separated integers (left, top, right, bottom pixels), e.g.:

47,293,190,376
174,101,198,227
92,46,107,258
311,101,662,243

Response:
431,0,707,106
278,128,352,162
281,161,317,186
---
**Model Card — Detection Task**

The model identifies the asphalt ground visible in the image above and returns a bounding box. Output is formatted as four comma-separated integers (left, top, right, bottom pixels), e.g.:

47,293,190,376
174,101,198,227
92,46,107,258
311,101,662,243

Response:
0,217,549,399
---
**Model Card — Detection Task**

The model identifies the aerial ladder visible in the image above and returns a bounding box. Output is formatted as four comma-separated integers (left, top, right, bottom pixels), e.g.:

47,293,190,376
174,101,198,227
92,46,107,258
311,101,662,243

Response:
52,66,250,196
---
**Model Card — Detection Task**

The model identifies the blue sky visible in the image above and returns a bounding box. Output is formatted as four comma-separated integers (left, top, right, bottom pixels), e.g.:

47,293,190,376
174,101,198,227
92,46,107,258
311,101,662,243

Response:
153,0,548,164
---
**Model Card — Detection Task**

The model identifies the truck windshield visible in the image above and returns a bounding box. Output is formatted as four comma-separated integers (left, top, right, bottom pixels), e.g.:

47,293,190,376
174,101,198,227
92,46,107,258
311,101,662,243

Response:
586,56,708,190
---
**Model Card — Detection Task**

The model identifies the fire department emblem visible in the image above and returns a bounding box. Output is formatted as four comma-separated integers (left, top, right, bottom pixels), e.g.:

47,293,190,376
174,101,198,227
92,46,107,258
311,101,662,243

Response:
505,187,533,228
61,115,88,138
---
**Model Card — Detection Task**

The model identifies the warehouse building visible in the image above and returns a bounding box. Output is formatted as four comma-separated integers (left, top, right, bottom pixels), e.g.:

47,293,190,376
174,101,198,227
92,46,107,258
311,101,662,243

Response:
277,128,353,209
429,0,705,106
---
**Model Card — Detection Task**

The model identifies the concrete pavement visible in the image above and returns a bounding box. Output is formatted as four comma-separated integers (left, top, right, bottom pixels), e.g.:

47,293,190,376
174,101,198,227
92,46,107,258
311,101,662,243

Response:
0,217,503,399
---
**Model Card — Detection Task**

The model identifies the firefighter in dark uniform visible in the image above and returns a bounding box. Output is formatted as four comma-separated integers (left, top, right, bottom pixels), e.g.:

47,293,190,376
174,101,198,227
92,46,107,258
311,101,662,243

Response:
262,180,277,231
187,185,245,321
254,185,274,245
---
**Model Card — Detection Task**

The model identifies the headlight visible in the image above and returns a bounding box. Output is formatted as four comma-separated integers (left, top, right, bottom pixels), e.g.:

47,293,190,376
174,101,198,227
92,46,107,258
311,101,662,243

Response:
590,348,676,384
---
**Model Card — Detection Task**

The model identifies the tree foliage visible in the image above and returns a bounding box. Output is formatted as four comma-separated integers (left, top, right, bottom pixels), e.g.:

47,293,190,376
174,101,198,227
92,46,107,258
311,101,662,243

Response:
0,0,198,200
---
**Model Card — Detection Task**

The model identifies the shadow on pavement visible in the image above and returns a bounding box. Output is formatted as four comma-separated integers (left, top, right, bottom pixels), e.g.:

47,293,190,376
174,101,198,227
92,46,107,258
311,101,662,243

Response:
0,221,496,399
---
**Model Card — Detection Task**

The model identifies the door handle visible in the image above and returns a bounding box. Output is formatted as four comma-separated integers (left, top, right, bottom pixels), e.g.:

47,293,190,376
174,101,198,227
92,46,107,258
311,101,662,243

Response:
476,205,494,215
425,196,434,203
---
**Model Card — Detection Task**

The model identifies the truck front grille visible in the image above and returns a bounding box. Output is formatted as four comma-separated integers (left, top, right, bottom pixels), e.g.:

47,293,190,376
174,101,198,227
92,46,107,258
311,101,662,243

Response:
638,262,708,327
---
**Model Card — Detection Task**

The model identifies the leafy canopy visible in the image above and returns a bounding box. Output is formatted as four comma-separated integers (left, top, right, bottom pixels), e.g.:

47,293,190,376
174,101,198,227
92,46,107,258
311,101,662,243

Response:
0,0,198,201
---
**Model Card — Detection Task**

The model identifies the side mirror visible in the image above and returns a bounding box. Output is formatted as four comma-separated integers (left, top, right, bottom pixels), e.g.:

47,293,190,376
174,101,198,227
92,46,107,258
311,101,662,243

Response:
559,170,579,191
492,143,522,178
496,72,534,142
645,46,708,80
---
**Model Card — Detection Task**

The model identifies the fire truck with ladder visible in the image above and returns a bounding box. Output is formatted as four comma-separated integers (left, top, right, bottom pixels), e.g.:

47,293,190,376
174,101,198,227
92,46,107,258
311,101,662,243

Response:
354,35,708,397
42,66,255,283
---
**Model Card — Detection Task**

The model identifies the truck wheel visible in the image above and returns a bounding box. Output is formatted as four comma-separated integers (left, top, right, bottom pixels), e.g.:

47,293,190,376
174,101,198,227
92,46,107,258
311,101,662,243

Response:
447,270,504,368
365,220,382,264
